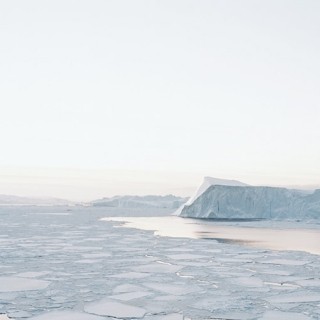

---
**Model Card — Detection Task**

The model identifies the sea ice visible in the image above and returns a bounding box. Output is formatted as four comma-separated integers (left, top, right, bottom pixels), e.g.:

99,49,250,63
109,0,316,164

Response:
213,311,257,319
260,259,309,266
30,212,71,216
145,313,184,320
81,253,111,258
29,311,105,320
295,278,320,287
266,291,320,303
109,272,150,279
0,277,50,292
75,259,101,264
6,311,31,318
165,253,207,260
113,284,145,293
259,310,312,319
16,271,50,278
143,282,201,295
131,262,183,273
109,291,152,301
1,205,320,319
84,300,146,318
231,276,265,287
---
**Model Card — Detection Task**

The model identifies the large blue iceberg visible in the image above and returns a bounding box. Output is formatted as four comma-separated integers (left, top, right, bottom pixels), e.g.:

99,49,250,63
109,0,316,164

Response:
179,177,320,220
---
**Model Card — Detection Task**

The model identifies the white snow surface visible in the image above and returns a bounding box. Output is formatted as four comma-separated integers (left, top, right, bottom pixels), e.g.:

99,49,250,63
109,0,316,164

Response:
179,183,320,219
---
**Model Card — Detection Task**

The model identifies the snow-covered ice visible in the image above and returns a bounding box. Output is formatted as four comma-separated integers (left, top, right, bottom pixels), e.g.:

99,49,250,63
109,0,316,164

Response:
0,277,50,292
259,310,312,319
84,300,147,318
29,311,105,320
0,205,320,319
109,291,152,301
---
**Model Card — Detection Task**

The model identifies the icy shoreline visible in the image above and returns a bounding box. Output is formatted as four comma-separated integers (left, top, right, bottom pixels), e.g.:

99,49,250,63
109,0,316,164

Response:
0,206,320,319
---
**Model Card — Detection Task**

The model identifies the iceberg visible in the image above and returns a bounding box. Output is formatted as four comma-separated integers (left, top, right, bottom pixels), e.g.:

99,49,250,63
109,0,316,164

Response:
179,177,320,220
175,177,249,215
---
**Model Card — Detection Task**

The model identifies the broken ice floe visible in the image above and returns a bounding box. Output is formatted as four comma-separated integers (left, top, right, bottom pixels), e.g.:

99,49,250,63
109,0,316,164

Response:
0,277,50,292
29,311,105,320
84,300,146,318
1,205,320,319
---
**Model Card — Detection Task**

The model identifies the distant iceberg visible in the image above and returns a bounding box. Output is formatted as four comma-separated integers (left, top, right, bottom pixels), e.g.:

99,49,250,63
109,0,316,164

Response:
0,194,72,206
91,195,187,209
178,177,320,220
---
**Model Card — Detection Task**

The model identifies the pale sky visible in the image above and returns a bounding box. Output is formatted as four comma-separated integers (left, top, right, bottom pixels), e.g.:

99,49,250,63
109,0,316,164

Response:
0,0,319,200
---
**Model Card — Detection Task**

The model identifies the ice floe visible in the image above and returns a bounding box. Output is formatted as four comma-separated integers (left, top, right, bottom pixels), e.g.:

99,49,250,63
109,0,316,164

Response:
84,300,147,318
259,310,312,320
29,311,105,320
0,277,50,292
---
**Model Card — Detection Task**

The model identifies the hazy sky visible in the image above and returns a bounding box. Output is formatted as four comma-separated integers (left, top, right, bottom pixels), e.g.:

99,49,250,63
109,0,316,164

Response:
1,0,319,200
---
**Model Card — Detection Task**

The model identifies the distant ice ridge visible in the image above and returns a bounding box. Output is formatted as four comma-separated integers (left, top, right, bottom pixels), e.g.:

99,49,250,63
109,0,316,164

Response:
91,195,187,209
178,177,320,220
0,194,72,206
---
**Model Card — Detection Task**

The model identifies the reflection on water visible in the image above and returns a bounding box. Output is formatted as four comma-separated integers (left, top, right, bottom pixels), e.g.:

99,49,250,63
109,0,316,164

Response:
101,216,320,255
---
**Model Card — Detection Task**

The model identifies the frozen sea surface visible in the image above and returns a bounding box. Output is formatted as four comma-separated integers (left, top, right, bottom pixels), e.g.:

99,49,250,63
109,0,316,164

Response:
0,205,320,319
